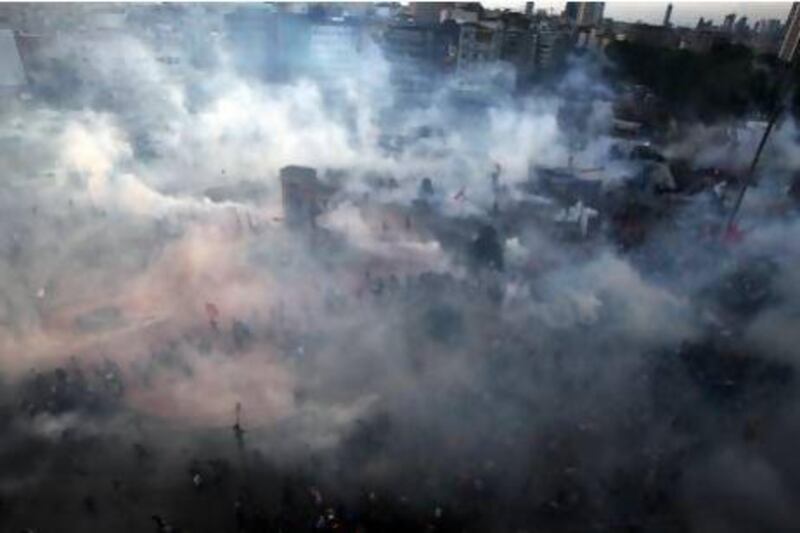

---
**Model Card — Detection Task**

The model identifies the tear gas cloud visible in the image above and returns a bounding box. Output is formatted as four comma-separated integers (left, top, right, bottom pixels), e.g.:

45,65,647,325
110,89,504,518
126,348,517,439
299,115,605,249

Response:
2,4,800,532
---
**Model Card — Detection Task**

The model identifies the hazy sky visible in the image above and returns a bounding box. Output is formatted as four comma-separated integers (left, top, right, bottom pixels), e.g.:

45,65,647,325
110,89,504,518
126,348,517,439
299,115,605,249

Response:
490,2,791,27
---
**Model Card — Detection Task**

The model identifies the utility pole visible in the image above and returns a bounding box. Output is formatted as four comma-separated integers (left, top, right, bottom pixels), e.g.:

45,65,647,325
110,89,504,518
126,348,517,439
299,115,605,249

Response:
724,100,781,233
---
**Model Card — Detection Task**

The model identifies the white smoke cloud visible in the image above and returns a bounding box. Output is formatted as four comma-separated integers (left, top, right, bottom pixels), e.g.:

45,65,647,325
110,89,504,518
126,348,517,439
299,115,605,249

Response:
1,6,800,532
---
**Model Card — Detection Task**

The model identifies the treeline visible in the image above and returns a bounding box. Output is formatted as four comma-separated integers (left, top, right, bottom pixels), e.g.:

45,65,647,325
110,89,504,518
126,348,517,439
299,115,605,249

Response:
605,40,799,123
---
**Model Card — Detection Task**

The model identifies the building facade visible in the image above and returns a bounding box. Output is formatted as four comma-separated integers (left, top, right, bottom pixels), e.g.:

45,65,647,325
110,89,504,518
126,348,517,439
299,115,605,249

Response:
456,22,502,73
280,165,323,230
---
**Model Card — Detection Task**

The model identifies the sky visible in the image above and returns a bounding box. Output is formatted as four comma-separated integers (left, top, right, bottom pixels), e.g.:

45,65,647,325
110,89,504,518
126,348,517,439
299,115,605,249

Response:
493,2,792,27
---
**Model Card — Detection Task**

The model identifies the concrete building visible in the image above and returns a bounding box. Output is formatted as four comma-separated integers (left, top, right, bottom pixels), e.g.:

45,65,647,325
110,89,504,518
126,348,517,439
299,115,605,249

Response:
409,2,453,25
563,2,579,23
779,2,800,63
452,22,519,100
306,19,365,87
734,16,750,38
226,6,286,81
722,13,736,33
497,11,534,77
227,10,368,86
383,23,457,99
757,18,783,36
752,18,783,55
525,2,535,17
501,26,531,68
447,7,480,24
280,166,325,229
456,22,502,73
564,2,604,28
533,21,568,70
576,2,604,27
696,17,713,30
